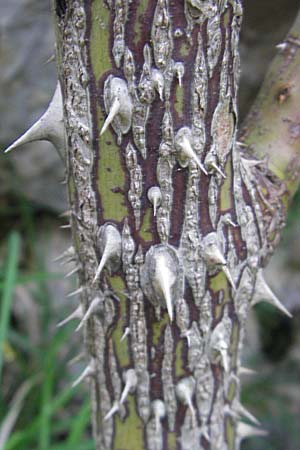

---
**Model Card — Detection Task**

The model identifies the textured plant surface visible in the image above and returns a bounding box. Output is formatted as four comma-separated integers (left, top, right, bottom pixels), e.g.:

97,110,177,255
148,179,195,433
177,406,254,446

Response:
5,1,300,450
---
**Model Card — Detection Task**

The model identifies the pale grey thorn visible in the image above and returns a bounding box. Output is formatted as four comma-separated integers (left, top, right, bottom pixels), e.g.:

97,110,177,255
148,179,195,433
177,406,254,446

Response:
120,327,131,342
236,141,248,148
173,62,185,87
181,330,192,348
236,422,268,444
104,401,120,422
175,377,197,427
209,321,230,372
56,304,83,328
151,69,164,101
93,223,122,284
58,210,71,218
239,367,257,376
64,265,81,279
240,156,263,174
252,269,292,318
53,246,75,263
60,224,71,229
202,232,236,290
224,217,238,227
67,352,85,367
204,153,226,179
75,296,104,332
44,53,56,65
4,83,65,160
120,369,138,405
101,76,133,139
67,286,84,298
153,255,174,321
71,359,95,389
225,401,260,426
276,42,288,51
100,97,120,136
175,127,208,175
147,186,162,217
152,399,166,432
140,245,184,322
236,402,260,426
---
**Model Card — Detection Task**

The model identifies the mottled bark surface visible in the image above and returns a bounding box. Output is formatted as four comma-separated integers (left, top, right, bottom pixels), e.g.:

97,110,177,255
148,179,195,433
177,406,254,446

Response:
51,1,299,450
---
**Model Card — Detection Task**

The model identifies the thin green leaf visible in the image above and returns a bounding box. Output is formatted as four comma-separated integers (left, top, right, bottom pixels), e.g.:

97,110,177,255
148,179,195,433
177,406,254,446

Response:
0,232,21,385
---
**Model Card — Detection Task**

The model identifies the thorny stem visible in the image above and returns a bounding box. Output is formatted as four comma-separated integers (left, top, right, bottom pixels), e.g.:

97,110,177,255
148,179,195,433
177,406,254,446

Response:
47,1,299,450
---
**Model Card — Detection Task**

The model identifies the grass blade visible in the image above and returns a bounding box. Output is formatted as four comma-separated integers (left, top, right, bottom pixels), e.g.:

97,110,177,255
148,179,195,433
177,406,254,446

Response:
0,232,21,385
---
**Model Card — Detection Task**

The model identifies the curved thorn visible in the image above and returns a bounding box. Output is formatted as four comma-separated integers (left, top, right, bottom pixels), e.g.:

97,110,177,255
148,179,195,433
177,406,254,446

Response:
64,265,80,279
252,270,292,318
75,297,103,332
92,250,109,284
156,256,174,322
222,266,236,291
56,304,83,328
67,286,84,298
120,369,137,405
181,136,208,175
100,97,120,136
104,401,119,422
4,83,64,157
120,327,130,342
211,162,226,179
71,362,95,389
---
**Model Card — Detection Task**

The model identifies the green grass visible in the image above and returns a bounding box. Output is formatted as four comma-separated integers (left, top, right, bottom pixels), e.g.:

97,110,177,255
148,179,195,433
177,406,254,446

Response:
0,232,21,385
0,198,94,450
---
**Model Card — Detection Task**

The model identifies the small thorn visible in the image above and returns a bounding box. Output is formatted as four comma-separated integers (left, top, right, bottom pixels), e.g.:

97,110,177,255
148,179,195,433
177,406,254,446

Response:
64,265,81,279
120,369,138,405
151,69,164,101
181,330,192,347
181,135,208,175
67,286,84,298
156,255,175,322
252,270,292,318
75,296,103,332
240,366,257,376
53,246,75,262
120,327,131,342
4,83,65,159
174,62,185,87
44,53,56,65
152,400,166,432
147,186,162,217
60,224,71,229
236,403,260,426
57,304,83,328
59,210,71,218
72,360,95,388
67,352,85,366
220,348,230,372
222,266,236,291
237,422,268,442
225,218,238,227
276,42,287,51
211,162,226,179
176,377,196,427
104,401,119,421
93,224,121,284
236,141,248,148
175,127,207,175
100,97,120,136
202,232,226,266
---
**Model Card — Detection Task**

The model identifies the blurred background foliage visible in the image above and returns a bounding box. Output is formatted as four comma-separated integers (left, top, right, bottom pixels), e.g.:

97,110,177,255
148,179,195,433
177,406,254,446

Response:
0,0,299,449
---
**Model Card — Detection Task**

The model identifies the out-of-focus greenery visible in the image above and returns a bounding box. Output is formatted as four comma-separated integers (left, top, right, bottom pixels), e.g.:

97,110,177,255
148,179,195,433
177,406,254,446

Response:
0,197,94,450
